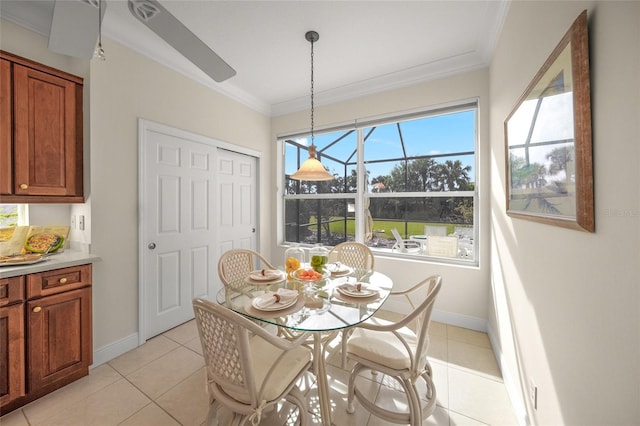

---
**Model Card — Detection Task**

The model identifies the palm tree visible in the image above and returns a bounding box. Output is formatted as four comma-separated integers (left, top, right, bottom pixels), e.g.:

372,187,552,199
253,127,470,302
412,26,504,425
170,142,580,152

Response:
546,145,574,186
442,160,472,190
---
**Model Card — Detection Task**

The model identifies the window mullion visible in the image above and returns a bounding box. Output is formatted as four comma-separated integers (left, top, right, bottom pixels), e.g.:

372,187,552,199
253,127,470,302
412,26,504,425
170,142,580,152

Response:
355,128,366,242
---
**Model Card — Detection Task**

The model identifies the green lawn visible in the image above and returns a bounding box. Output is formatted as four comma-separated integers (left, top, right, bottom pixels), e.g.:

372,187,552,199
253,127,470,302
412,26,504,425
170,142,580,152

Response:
310,217,456,238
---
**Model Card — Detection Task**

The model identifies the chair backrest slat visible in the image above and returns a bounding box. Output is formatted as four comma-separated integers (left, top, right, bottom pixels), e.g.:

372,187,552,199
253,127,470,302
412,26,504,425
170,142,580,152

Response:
328,242,375,271
193,299,259,404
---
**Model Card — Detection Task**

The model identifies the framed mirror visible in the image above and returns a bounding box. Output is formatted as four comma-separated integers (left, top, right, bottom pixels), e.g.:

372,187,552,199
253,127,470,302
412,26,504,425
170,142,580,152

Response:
504,10,594,232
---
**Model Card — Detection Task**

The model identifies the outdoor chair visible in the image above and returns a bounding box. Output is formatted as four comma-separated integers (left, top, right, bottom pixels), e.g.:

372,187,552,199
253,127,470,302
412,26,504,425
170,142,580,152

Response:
345,275,442,425
193,298,312,426
391,228,423,254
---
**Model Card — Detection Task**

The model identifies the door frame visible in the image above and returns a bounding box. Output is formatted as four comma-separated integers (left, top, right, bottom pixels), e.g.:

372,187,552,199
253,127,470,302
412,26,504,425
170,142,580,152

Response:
137,118,262,345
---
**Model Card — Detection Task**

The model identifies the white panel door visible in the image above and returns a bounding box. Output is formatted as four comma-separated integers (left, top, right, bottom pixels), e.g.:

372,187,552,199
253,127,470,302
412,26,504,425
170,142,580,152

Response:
141,126,217,340
216,148,257,254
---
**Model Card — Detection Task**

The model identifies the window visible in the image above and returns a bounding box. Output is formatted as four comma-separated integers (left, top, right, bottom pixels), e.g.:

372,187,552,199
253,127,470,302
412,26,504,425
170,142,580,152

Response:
0,204,20,228
282,101,478,264
0,204,28,241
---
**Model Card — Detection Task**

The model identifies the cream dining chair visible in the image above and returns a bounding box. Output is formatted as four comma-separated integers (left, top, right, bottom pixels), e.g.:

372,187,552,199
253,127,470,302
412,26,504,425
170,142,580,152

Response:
345,274,442,426
218,249,277,292
327,241,375,272
327,242,376,368
193,298,312,426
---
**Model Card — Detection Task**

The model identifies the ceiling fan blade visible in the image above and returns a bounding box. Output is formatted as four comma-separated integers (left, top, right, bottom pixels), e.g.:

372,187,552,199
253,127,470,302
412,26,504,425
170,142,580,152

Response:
128,0,236,82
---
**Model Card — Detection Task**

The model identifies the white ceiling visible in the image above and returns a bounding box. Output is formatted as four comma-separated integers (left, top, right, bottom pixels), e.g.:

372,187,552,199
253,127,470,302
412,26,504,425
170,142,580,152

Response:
1,0,509,116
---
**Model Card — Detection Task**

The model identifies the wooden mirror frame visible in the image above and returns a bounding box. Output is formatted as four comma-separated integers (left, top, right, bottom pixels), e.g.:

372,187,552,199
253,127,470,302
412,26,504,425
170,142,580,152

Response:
504,10,594,232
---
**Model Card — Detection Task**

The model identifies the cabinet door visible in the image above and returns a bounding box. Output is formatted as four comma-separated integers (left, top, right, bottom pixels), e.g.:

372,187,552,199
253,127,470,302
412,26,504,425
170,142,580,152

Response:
0,59,11,195
27,287,91,391
13,64,81,197
0,303,26,407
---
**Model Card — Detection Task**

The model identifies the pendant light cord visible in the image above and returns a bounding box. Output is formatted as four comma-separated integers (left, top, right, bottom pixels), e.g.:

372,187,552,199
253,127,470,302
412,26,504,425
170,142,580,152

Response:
310,34,315,146
96,0,106,60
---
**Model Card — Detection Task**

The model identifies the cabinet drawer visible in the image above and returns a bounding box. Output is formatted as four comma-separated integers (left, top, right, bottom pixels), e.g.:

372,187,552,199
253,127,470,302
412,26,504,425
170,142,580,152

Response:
0,276,25,307
27,264,92,299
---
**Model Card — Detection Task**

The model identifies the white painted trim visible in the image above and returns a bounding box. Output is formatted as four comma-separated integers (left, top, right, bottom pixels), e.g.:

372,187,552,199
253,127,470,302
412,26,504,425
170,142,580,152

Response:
487,323,528,426
91,332,139,368
431,309,487,333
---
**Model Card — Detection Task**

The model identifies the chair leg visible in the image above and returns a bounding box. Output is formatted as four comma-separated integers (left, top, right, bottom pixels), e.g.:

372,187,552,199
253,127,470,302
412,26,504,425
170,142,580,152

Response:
346,363,366,414
399,377,422,426
285,386,310,426
419,370,437,418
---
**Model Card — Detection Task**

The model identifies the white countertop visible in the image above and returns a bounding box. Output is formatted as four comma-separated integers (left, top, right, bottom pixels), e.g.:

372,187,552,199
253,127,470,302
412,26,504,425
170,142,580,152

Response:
0,250,101,278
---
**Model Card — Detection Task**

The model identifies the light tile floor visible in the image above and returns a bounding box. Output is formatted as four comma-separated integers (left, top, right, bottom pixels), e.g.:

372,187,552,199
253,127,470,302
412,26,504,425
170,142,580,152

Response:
1,318,519,426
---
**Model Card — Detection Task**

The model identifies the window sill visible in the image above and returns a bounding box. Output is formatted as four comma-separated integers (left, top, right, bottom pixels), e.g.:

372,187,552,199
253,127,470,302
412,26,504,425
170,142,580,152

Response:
371,247,479,268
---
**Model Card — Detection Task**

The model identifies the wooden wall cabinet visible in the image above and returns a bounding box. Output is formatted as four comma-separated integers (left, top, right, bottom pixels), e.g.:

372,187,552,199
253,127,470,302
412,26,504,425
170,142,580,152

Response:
0,265,92,415
0,51,84,203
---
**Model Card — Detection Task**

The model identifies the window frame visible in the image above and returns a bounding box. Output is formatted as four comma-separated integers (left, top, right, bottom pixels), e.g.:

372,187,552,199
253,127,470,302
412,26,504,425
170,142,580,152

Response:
278,100,479,266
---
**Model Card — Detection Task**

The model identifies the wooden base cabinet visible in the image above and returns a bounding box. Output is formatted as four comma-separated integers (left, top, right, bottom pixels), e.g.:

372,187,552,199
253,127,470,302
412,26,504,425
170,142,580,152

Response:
0,304,25,408
0,265,92,415
27,287,92,392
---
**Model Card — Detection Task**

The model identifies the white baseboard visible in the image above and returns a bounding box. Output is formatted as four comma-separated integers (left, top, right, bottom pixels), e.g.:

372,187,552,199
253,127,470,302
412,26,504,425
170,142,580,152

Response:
382,298,488,332
91,332,139,368
431,309,488,332
487,323,528,426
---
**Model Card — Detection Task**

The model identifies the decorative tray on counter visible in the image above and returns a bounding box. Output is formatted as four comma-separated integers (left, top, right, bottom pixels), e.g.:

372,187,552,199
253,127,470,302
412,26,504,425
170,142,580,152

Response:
0,253,47,267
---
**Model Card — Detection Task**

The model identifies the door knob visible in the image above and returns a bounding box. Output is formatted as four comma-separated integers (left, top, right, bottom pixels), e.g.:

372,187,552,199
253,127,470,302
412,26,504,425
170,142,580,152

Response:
148,243,156,250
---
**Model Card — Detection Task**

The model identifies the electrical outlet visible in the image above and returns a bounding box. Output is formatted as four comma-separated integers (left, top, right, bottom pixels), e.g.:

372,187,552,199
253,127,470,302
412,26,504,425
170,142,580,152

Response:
71,215,76,229
79,215,85,230
529,377,538,410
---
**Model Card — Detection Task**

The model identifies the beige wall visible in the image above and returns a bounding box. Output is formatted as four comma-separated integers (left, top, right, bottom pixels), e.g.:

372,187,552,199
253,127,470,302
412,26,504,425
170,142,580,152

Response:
489,1,640,424
272,69,492,327
89,38,271,350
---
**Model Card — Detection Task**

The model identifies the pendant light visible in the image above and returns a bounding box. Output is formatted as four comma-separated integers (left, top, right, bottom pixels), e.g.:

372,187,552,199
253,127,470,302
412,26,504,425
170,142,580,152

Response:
94,0,106,60
290,31,334,181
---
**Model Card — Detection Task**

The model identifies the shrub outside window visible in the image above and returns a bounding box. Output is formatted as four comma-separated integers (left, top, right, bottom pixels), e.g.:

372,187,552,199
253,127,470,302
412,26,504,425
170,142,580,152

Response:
282,102,478,265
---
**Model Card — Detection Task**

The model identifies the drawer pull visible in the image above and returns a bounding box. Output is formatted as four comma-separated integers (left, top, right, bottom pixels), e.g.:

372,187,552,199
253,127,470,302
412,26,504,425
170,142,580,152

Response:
33,306,41,313
20,183,28,189
59,278,68,284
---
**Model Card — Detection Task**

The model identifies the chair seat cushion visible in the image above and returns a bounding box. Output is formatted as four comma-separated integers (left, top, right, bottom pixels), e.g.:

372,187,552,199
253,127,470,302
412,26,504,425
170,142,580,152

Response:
347,322,422,370
222,335,311,403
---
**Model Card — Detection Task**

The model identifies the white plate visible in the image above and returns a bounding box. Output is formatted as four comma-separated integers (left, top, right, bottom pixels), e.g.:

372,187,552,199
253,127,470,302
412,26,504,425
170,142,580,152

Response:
251,294,298,311
337,283,379,298
327,263,354,276
247,269,285,282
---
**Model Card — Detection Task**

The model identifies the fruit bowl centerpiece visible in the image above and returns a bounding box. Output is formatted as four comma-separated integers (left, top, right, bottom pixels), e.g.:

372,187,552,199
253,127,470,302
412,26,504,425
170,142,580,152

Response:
292,267,330,295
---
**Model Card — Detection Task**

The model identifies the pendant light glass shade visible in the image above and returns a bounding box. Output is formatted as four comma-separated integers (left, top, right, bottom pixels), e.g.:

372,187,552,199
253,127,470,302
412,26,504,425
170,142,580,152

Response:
290,31,333,182
291,145,334,181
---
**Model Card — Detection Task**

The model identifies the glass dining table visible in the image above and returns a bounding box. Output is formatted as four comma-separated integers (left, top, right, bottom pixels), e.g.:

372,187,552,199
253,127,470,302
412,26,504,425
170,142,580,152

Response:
216,267,393,426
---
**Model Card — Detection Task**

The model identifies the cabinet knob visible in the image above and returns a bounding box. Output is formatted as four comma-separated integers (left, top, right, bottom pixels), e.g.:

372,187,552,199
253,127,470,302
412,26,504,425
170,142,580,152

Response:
33,306,42,313
59,277,68,284
20,183,28,189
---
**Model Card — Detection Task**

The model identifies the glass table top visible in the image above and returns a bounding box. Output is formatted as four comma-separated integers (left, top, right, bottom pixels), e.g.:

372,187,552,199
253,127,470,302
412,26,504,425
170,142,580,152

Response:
216,269,393,333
